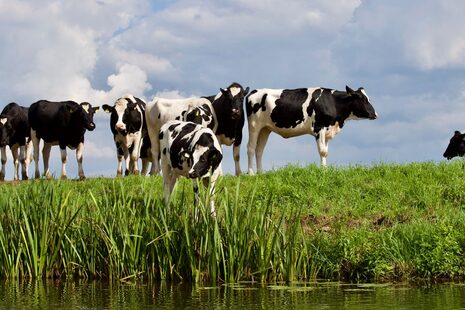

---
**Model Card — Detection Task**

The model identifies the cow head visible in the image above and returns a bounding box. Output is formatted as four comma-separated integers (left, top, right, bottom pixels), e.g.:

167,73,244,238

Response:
103,96,142,135
443,131,465,160
188,146,223,179
75,102,99,131
183,104,216,130
0,117,9,147
346,86,378,120
217,82,250,120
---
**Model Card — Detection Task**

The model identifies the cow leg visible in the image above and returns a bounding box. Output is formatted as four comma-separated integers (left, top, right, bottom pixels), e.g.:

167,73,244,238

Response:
60,147,68,180
42,143,52,179
76,142,86,180
130,136,142,175
161,163,177,206
233,144,241,176
23,140,32,180
316,129,328,167
203,169,220,217
31,130,41,179
247,127,260,175
10,145,19,181
141,158,151,176
0,146,6,181
148,126,160,175
123,148,130,176
255,128,271,174
116,145,124,176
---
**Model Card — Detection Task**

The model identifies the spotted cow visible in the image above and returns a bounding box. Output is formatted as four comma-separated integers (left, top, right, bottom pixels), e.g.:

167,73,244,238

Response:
159,120,223,215
145,82,249,176
245,86,377,174
29,100,99,180
102,95,151,176
443,131,465,160
0,102,32,180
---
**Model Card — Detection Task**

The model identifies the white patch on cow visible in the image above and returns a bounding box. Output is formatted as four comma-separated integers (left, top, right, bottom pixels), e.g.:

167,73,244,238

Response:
0,118,7,125
81,103,90,113
229,86,240,97
360,88,370,102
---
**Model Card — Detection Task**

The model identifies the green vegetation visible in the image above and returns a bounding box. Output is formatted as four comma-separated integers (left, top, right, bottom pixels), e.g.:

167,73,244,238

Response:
0,161,465,283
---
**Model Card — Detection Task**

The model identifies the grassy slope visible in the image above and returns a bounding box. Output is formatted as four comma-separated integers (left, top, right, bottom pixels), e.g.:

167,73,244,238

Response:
0,161,464,282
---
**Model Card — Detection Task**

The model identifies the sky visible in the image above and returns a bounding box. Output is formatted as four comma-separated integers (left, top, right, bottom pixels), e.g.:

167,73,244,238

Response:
1,0,465,179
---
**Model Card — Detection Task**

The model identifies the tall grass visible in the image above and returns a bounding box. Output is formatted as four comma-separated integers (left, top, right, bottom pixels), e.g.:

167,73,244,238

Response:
0,161,465,282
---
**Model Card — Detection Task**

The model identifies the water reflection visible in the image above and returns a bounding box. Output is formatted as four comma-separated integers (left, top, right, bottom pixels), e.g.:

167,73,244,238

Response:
1,280,465,309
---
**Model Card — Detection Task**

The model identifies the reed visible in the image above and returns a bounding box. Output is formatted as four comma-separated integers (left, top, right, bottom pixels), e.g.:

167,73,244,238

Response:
0,161,464,282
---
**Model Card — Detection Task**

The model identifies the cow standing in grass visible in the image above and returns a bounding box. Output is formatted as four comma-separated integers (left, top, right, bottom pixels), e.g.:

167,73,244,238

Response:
29,100,99,180
146,82,249,176
245,86,377,175
0,102,32,180
102,95,151,176
159,120,223,215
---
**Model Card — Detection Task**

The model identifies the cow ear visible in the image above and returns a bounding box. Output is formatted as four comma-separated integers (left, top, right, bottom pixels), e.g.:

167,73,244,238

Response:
93,106,100,113
244,87,250,96
102,104,113,113
346,86,355,95
182,151,191,159
220,88,229,96
66,103,79,113
454,130,462,136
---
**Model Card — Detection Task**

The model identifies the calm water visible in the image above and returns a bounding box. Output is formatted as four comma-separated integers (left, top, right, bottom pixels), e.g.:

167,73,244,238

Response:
1,280,465,309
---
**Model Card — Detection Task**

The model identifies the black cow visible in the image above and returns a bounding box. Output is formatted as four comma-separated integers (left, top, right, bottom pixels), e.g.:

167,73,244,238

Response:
443,131,465,160
102,95,151,176
245,86,377,174
203,82,249,176
159,120,223,215
29,100,99,180
0,102,32,180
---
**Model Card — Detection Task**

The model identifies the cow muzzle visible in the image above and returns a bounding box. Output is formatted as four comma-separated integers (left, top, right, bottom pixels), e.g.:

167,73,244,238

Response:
88,122,96,131
231,109,241,120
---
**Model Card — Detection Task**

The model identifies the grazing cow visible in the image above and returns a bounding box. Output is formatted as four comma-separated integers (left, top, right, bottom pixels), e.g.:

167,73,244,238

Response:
146,82,249,176
245,86,377,175
443,131,465,160
29,100,99,180
0,102,32,180
102,95,151,176
159,120,223,215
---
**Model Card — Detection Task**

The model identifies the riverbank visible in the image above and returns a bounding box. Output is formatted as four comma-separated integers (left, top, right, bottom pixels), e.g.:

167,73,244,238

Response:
0,161,464,282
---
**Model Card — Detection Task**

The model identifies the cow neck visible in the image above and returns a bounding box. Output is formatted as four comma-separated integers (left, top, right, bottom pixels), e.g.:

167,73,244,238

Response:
332,91,354,126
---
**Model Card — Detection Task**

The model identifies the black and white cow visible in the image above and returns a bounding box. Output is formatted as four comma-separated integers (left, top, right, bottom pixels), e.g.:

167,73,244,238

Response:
0,102,32,180
245,86,377,175
102,95,151,176
29,100,99,180
443,131,465,160
159,120,223,215
146,82,249,176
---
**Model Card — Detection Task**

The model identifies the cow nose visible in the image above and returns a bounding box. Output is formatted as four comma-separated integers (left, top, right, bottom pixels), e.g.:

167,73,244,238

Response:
115,123,126,131
88,122,96,131
231,109,240,119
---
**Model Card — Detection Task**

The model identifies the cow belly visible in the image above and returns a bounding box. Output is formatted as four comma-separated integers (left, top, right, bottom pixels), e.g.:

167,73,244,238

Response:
267,121,315,138
115,132,141,147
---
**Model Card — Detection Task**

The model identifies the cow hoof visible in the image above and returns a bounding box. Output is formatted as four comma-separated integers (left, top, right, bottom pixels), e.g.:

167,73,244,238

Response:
125,170,130,176
134,170,140,176
79,176,86,181
0,174,4,181
60,175,68,180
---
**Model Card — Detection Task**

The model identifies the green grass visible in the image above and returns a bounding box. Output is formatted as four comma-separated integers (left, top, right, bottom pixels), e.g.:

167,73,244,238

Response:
0,161,465,283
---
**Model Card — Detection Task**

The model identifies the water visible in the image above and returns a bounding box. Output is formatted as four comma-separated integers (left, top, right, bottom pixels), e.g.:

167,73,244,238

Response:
1,280,465,309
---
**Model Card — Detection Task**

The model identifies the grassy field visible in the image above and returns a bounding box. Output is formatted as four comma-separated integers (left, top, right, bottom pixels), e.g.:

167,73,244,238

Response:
0,161,465,283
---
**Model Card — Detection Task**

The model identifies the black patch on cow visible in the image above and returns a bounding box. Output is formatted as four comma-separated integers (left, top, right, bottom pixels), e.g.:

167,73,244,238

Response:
162,148,166,155
443,131,465,159
270,89,309,129
0,102,30,148
159,131,164,140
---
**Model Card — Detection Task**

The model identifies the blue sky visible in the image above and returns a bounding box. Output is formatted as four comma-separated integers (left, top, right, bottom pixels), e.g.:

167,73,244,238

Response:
1,0,465,179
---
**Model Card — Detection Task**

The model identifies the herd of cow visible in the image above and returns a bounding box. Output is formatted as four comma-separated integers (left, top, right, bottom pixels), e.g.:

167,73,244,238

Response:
0,82,463,211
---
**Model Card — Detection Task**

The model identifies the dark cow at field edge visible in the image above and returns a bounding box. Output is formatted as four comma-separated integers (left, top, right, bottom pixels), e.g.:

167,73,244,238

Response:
0,102,32,180
159,120,223,215
443,131,465,160
103,95,151,176
29,100,99,180
245,86,377,175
